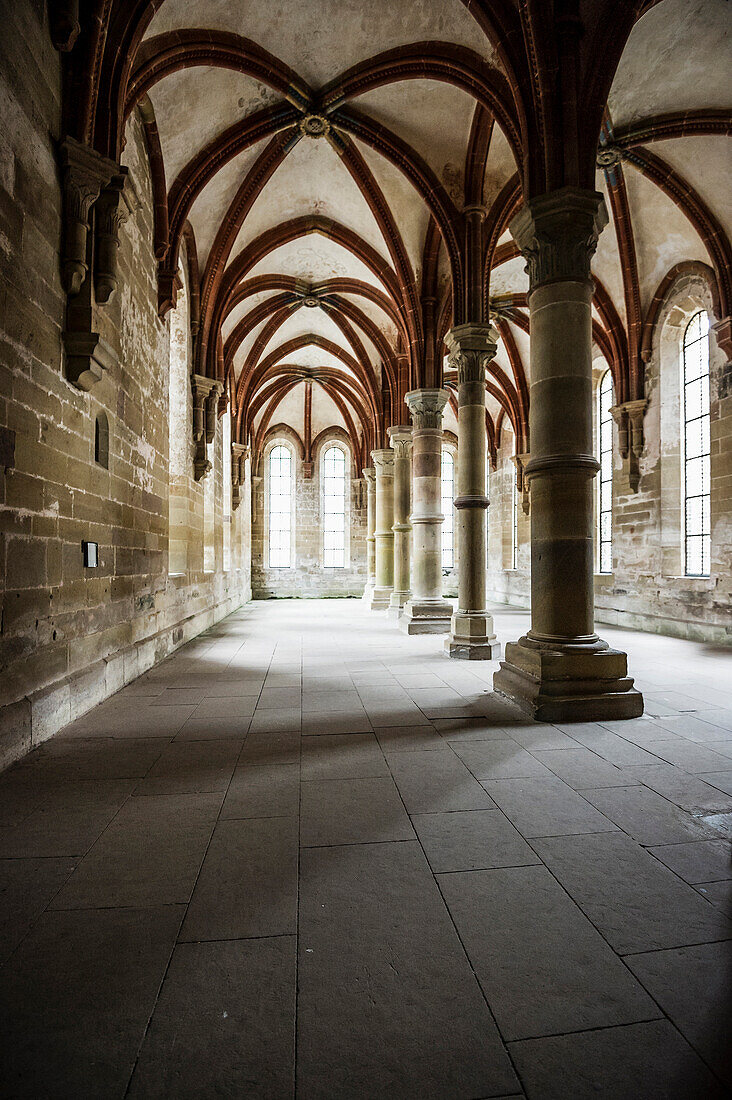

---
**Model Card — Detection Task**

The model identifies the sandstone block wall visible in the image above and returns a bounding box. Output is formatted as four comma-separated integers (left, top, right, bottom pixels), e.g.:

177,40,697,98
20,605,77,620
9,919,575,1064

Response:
0,4,249,770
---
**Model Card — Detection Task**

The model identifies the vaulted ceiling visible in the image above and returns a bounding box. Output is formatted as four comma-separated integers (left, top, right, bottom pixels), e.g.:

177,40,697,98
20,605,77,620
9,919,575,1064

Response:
80,0,730,467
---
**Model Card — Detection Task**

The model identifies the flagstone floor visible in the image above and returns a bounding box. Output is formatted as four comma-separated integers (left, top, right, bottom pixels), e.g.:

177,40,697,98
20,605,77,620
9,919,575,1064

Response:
1,598,731,1098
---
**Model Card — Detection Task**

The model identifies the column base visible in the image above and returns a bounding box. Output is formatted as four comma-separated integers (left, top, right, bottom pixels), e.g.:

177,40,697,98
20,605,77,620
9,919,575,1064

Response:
493,635,644,722
361,582,375,605
399,598,453,635
445,611,501,660
369,586,393,611
388,591,410,620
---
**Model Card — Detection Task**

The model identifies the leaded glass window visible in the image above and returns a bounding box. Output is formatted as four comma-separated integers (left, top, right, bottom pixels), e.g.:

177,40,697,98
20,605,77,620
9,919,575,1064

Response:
268,444,293,568
322,445,346,567
682,311,711,576
598,370,614,573
441,448,454,569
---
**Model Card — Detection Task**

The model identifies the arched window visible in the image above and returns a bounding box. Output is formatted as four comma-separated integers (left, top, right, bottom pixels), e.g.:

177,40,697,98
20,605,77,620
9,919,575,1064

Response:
268,444,293,568
682,310,711,576
322,445,347,567
441,447,455,569
511,437,518,569
222,408,231,572
94,411,109,469
598,370,614,573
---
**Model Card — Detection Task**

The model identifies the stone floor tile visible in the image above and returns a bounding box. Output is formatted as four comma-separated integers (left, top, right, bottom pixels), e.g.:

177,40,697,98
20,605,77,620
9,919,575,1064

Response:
0,802,129,858
248,707,301,733
648,839,732,883
0,904,183,1098
0,857,76,964
149,689,207,706
257,687,302,710
365,705,428,727
221,763,300,818
387,749,495,814
451,740,552,780
59,706,196,740
581,784,720,845
301,712,372,735
134,737,243,795
509,1020,725,1100
532,747,628,789
644,741,732,773
202,680,263,698
302,691,361,713
192,696,257,719
598,717,684,748
301,734,387,781
530,832,732,953
554,724,665,765
628,764,732,814
173,714,251,740
128,937,296,1099
482,775,618,838
432,717,511,742
698,771,732,795
181,817,298,941
13,737,167,780
238,729,301,766
297,841,518,1099
438,865,656,1041
300,776,414,846
645,713,732,742
374,724,445,752
505,725,580,751
694,881,732,916
625,942,732,1088
412,809,540,873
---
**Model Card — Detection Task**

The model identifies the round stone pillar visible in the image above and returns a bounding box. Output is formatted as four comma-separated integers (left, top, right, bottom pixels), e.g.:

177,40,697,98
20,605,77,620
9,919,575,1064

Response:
361,467,376,603
369,449,394,610
493,187,643,720
399,390,453,634
387,425,412,618
444,325,500,659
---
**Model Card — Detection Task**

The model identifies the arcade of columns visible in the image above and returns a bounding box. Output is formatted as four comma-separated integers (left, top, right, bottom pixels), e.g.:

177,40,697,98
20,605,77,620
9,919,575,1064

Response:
361,187,643,722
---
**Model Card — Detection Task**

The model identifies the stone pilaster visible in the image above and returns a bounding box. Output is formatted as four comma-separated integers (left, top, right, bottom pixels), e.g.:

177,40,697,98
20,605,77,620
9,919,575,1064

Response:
444,326,500,659
369,449,395,610
610,399,647,493
231,443,249,510
191,374,222,481
362,467,377,603
387,425,412,618
400,389,453,634
493,187,643,720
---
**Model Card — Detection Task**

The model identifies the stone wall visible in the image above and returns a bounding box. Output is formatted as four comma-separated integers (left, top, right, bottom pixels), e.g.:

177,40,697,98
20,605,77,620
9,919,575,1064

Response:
252,440,367,598
0,3,249,770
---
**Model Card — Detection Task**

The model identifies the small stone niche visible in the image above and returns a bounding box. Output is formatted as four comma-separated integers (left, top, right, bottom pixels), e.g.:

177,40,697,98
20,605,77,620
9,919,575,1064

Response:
94,411,109,468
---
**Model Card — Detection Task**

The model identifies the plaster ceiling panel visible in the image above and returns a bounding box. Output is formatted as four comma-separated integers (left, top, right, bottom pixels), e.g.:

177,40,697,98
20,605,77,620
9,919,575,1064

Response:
505,320,531,384
485,392,503,421
221,290,281,343
348,80,476,207
146,68,279,183
272,344,355,375
354,139,431,281
145,1,494,86
230,316,271,379
254,383,305,437
247,236,385,293
489,254,528,297
496,228,512,247
311,386,347,437
592,173,628,328
648,137,732,240
483,124,520,210
443,402,458,435
228,137,389,263
622,164,710,312
259,308,355,361
187,140,270,271
338,292,399,347
609,0,730,127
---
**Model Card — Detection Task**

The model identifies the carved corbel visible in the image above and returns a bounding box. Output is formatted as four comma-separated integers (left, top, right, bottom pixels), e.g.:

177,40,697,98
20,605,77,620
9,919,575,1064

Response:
94,169,129,304
205,382,223,445
158,265,179,319
191,374,218,480
511,453,531,515
49,0,80,51
58,137,117,295
610,399,647,492
231,443,249,511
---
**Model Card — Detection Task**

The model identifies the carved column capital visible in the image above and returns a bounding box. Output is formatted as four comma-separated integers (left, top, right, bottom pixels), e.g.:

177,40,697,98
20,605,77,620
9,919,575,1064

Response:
230,442,249,509
371,448,395,474
405,388,449,430
94,169,130,304
610,399,647,492
190,374,221,480
362,466,376,487
510,187,608,292
387,424,412,459
511,452,532,514
58,137,118,295
445,324,498,383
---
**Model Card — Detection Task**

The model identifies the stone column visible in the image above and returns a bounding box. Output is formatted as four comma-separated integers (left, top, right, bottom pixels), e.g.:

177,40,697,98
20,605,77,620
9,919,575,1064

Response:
493,187,643,720
444,325,500,659
387,425,412,618
400,390,453,633
361,467,376,603
369,450,394,610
